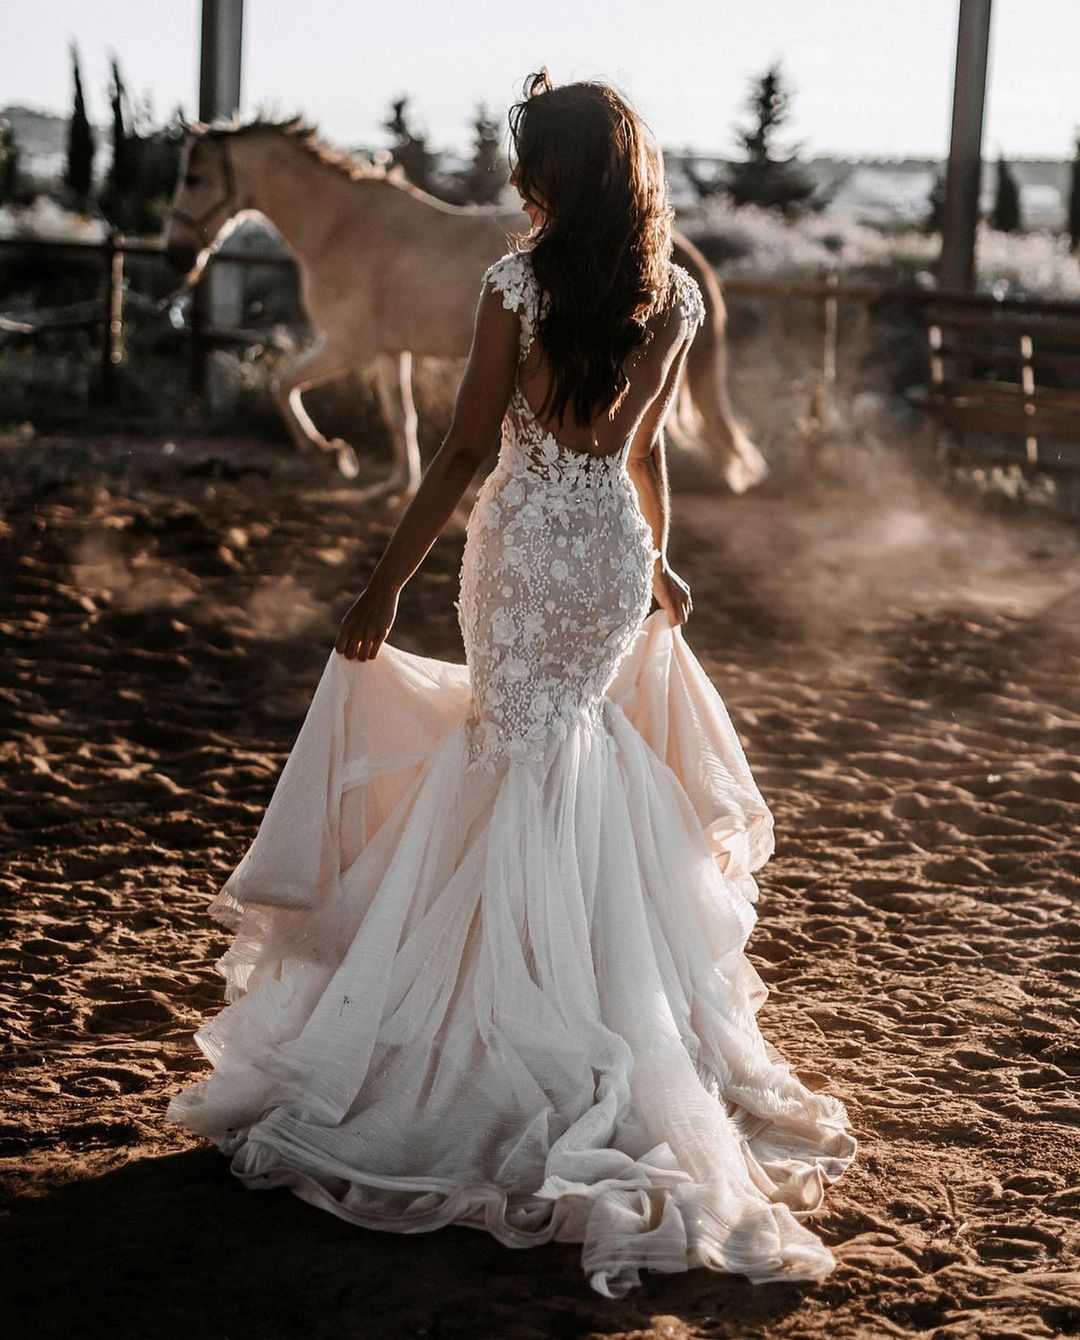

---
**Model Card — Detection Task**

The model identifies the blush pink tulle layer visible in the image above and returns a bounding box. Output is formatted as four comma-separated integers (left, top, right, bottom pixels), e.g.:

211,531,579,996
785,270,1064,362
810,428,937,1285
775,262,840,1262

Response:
165,611,856,1298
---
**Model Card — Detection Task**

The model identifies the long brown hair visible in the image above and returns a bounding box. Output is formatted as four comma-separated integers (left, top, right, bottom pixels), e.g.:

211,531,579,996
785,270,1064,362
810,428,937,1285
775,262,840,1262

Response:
507,68,676,430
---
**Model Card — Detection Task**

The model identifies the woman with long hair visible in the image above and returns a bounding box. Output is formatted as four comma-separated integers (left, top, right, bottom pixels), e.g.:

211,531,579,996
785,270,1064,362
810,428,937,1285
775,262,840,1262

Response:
166,69,855,1298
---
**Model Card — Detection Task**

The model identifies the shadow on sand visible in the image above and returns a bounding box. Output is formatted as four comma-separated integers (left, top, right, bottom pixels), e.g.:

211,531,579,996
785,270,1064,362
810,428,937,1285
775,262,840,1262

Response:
2,1148,812,1339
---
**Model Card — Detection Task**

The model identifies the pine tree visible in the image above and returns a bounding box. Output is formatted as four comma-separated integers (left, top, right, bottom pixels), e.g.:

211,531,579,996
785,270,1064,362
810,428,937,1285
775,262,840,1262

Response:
382,96,437,192
725,64,816,217
64,42,95,208
465,102,503,205
1068,138,1080,253
990,152,1021,232
0,118,21,204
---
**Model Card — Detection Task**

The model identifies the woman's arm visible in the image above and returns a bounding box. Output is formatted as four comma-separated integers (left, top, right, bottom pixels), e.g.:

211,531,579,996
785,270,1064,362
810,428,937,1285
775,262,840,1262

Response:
626,333,694,625
628,434,670,557
335,281,519,661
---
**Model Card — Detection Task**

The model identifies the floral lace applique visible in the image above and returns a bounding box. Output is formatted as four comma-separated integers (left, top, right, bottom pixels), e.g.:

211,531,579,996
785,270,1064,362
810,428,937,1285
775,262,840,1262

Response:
455,449,657,771
483,249,706,354
457,250,672,772
481,248,550,365
672,264,706,331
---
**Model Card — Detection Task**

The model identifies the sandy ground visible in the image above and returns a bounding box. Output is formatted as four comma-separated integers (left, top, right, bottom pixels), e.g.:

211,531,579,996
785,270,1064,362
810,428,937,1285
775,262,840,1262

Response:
1,428,1078,1340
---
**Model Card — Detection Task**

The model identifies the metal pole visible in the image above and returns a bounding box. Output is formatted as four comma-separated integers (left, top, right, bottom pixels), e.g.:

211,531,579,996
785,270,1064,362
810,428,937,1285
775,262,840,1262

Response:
938,0,993,292
189,269,208,403
108,230,124,377
198,0,244,414
822,270,838,387
199,0,243,125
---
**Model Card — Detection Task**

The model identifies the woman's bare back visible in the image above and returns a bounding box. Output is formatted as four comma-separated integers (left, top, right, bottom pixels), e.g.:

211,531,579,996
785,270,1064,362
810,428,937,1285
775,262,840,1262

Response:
515,263,701,460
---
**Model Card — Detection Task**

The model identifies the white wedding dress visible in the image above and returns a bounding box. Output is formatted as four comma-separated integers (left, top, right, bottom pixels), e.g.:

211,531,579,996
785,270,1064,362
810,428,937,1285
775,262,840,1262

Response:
165,248,856,1298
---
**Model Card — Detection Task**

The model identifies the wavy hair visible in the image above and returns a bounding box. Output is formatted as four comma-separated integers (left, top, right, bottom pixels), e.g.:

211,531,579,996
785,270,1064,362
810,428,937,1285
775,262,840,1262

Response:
507,68,676,430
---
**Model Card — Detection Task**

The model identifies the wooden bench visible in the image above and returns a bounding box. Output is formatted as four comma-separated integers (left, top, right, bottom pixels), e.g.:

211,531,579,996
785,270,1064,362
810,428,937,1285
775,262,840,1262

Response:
923,298,1080,475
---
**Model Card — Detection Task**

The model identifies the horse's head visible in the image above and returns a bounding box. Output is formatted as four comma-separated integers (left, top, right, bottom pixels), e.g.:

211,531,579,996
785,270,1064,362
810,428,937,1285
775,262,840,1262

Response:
164,123,244,271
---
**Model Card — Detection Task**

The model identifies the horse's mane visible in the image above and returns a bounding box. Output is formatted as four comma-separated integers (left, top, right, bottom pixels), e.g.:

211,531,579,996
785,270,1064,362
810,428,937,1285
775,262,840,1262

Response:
190,110,405,185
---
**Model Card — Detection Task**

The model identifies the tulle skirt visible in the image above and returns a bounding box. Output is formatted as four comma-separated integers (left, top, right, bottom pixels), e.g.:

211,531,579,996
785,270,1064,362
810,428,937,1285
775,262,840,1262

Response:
165,610,856,1298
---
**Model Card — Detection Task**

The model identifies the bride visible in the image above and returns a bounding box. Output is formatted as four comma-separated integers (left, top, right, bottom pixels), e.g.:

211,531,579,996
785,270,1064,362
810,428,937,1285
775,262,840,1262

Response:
166,68,856,1299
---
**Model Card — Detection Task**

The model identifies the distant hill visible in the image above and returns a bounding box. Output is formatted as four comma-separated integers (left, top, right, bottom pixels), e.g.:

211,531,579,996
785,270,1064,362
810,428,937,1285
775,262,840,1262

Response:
0,105,114,184
663,151,1072,229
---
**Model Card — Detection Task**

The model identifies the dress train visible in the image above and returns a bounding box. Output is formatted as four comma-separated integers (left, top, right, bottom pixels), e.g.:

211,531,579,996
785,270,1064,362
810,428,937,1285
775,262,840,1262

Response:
165,611,856,1298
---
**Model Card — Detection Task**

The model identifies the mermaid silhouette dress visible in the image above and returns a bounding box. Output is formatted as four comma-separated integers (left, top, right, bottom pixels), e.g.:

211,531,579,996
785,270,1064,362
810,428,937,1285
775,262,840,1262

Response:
165,247,856,1298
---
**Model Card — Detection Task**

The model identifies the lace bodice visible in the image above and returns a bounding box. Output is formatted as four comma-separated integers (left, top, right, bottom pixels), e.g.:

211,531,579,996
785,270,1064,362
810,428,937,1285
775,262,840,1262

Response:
481,246,706,369
454,248,705,771
481,250,704,468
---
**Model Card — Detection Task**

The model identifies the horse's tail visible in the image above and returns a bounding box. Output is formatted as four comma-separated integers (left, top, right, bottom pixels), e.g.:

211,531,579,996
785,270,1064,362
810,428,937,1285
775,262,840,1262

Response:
668,233,769,494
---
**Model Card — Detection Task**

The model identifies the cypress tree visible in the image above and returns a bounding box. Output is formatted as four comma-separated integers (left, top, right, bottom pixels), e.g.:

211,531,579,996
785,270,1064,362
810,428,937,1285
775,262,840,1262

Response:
0,119,20,204
100,54,142,228
990,152,1021,232
466,102,503,205
64,43,95,208
107,56,133,196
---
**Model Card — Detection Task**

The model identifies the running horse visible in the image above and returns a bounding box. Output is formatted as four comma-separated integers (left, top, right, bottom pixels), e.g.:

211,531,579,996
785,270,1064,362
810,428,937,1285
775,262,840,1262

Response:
164,115,766,501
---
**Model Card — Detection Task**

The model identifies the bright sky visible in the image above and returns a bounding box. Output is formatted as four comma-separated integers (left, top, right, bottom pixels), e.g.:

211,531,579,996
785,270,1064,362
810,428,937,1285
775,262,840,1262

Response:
4,0,1078,160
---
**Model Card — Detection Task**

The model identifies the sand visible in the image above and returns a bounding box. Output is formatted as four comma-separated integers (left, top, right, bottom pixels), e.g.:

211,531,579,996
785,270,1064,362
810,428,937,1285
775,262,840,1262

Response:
1,429,1078,1339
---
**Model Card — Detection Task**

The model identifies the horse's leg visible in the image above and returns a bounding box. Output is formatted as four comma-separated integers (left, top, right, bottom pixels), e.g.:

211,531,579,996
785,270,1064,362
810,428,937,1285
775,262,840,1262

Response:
677,312,769,494
395,351,422,501
667,376,703,440
270,339,359,477
354,351,422,504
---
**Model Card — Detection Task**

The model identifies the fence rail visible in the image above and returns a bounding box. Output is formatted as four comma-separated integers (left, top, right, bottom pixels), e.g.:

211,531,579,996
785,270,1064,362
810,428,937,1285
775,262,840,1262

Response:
3,232,1080,470
0,233,295,405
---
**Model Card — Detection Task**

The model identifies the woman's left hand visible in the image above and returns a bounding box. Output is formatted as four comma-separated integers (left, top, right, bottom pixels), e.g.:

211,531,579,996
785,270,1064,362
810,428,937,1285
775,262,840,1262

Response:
652,560,692,627
335,580,400,661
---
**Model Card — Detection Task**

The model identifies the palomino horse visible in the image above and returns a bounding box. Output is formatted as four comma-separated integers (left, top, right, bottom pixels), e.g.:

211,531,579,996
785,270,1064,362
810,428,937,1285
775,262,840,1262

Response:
164,115,766,500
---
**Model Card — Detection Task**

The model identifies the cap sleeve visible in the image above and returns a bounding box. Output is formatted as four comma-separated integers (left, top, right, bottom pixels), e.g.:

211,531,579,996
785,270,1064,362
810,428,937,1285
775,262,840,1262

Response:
669,263,706,333
481,250,540,363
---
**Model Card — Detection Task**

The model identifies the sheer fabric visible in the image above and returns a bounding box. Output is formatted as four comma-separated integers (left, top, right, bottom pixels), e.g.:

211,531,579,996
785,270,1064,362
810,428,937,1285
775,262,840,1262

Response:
166,250,855,1298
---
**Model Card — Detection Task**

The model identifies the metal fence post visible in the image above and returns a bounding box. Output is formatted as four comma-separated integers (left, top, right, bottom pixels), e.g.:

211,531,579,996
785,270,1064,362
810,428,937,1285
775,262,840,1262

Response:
99,229,124,403
189,260,208,407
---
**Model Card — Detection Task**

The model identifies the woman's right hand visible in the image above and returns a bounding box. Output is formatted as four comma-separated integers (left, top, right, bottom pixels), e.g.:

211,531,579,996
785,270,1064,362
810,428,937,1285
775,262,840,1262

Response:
335,579,400,661
652,560,692,626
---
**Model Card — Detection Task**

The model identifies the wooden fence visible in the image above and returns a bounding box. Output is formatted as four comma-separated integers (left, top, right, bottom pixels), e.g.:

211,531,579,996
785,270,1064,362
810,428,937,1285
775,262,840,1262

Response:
2,232,1079,471
0,232,294,405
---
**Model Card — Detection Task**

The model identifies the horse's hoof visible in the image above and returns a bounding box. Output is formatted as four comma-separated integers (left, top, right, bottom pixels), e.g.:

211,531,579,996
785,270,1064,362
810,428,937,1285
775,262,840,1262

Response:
333,441,360,479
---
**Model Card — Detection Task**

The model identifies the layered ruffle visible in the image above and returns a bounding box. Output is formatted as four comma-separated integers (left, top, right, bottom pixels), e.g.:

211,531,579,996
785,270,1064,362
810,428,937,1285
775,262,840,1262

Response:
166,612,854,1298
